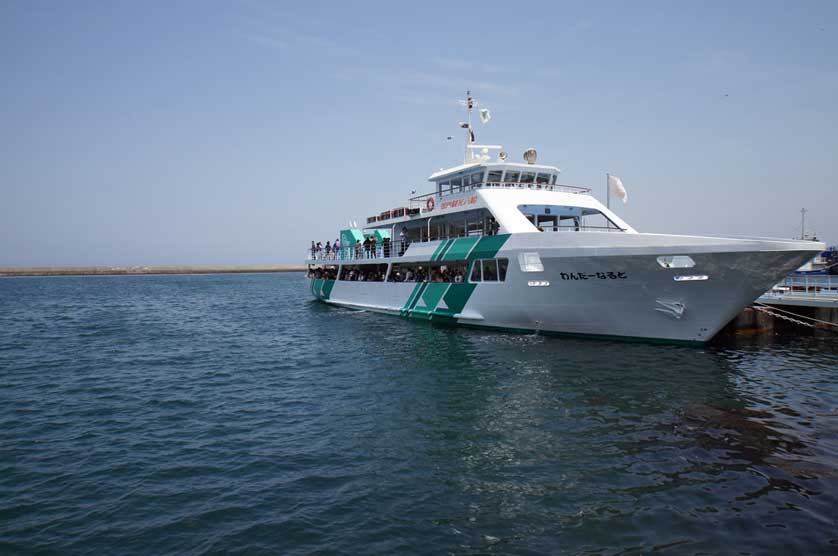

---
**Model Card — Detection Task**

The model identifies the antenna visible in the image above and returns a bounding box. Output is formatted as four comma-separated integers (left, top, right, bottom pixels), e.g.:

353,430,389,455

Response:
459,90,476,163
456,91,493,163
801,207,807,240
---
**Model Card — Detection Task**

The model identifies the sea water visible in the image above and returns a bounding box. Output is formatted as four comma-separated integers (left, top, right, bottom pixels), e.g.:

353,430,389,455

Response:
1,273,836,555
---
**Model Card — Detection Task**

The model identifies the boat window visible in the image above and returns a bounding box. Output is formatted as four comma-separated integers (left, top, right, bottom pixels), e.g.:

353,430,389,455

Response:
535,173,550,185
487,170,503,184
520,172,536,184
482,260,498,281
657,255,696,269
470,262,481,282
338,263,388,282
470,172,483,188
307,264,338,280
504,170,520,184
518,252,544,272
388,262,468,283
550,174,557,185
451,177,462,193
517,205,624,232
439,181,450,195
467,259,508,282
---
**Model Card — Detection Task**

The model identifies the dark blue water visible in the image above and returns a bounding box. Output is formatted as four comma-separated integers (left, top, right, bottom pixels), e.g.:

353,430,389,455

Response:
1,274,837,555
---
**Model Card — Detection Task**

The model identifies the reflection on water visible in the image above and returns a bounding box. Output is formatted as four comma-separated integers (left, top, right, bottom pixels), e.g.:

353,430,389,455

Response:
0,274,836,555
355,310,838,554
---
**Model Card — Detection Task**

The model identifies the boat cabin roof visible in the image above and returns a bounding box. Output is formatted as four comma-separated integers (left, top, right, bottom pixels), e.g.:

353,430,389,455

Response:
428,161,561,182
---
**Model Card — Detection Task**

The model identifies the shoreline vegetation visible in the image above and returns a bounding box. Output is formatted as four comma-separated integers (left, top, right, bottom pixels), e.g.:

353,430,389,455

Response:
0,266,306,277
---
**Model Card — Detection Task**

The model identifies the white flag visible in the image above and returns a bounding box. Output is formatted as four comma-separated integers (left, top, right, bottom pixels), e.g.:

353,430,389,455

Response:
479,107,491,124
608,174,628,204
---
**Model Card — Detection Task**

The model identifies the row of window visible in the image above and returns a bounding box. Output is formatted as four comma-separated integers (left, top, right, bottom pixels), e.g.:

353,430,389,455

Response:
438,171,558,196
438,171,485,193
470,258,508,282
486,170,555,185
307,259,509,283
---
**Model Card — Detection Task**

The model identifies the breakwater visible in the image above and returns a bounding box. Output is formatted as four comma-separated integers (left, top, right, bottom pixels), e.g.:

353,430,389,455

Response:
0,265,305,277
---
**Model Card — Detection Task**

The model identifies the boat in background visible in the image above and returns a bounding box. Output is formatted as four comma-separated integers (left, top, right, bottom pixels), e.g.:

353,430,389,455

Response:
794,245,838,276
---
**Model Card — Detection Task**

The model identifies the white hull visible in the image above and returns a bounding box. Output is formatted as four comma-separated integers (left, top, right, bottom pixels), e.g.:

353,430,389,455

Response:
308,232,820,343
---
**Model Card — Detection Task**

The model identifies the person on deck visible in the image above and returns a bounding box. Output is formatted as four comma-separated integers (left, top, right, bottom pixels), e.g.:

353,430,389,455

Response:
399,227,408,256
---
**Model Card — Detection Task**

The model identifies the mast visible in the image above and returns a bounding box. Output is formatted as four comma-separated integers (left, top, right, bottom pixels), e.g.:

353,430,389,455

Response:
460,90,475,163
801,207,807,240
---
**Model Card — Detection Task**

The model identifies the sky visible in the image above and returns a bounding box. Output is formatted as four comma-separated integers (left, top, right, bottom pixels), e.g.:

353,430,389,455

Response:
2,0,837,266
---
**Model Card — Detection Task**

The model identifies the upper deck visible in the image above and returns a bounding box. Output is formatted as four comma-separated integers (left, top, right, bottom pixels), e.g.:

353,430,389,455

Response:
366,159,590,228
306,168,635,264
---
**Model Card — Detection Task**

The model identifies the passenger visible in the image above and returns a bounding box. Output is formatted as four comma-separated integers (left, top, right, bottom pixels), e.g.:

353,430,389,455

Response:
370,236,377,258
334,239,341,260
325,241,331,259
310,241,316,258
355,240,362,259
490,218,500,235
399,227,408,256
383,237,391,258
363,236,371,258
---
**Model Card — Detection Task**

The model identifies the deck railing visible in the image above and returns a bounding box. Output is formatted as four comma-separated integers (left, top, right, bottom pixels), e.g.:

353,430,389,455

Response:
760,275,838,301
480,181,591,194
306,240,411,262
409,182,590,206
537,225,626,233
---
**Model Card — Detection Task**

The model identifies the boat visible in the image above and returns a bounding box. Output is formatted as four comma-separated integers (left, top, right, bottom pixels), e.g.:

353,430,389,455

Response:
793,245,838,276
305,93,824,343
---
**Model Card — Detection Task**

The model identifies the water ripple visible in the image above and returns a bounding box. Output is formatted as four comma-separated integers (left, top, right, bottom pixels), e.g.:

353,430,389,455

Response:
0,274,836,555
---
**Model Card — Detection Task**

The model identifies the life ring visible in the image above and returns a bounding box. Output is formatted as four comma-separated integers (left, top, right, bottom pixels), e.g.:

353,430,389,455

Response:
426,197,435,211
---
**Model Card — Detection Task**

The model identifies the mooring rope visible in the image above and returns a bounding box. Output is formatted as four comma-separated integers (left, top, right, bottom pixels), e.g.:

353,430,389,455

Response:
752,302,838,330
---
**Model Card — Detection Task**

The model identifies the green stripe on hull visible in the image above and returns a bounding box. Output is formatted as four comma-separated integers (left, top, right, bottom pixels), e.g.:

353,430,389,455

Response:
309,278,335,301
400,282,478,321
436,283,476,317
467,234,510,260
409,283,449,320
441,237,479,261
435,240,453,261
401,282,428,316
429,240,450,262
321,279,335,300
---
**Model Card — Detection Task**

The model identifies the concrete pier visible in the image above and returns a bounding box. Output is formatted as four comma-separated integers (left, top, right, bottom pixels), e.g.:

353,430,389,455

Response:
0,265,305,277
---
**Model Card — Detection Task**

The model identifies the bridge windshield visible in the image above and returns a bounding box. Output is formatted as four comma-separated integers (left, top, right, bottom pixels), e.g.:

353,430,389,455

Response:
518,204,625,232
